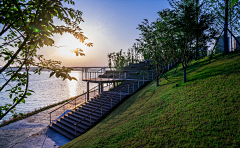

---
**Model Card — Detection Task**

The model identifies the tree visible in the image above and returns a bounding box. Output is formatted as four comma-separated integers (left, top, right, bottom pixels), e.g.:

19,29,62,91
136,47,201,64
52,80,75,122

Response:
208,0,240,54
135,0,218,84
168,0,218,83
0,0,93,120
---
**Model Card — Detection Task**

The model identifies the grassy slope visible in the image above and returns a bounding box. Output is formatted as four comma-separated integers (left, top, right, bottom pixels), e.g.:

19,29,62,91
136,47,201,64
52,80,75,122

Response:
63,51,240,147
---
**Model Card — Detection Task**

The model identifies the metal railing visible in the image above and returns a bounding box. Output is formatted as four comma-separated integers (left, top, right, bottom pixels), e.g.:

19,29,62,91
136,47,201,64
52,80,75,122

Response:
74,70,155,136
48,83,114,125
83,70,127,82
48,69,125,125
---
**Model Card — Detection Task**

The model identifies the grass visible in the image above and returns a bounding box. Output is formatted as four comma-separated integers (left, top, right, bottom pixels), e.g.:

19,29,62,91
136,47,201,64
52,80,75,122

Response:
62,50,240,147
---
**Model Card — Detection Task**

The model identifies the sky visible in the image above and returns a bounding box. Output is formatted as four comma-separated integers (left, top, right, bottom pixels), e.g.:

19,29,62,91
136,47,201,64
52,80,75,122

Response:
37,0,171,67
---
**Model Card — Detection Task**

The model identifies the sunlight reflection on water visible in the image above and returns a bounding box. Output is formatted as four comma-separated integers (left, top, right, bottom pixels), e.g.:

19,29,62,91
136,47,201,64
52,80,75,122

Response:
0,71,97,123
68,72,80,98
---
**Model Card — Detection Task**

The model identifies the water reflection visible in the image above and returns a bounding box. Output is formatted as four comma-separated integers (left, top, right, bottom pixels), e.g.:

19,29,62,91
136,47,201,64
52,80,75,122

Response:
67,72,80,97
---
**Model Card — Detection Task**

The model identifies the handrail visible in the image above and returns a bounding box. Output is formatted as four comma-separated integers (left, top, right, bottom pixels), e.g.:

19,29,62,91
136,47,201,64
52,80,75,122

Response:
48,85,99,114
49,68,126,125
48,68,124,114
84,70,126,82
48,83,112,125
74,70,154,136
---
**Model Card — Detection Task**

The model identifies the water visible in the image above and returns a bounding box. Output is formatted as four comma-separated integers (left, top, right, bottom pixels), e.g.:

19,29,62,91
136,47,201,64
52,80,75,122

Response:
0,71,98,123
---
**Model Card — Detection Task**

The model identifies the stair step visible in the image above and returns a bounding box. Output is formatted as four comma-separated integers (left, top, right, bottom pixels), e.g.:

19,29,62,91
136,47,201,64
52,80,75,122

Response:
50,62,156,139
52,122,80,138
86,102,111,110
81,106,108,115
71,110,99,121
64,114,95,129
60,118,87,133
77,108,102,118
92,97,119,104
82,104,109,112
89,100,117,108
50,124,76,140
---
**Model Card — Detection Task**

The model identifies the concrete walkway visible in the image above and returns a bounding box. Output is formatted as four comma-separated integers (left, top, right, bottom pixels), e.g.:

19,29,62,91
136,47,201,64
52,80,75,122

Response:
0,85,112,148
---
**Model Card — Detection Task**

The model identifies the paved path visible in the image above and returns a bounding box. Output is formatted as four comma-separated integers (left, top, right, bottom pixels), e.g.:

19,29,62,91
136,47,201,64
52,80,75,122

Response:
0,85,112,148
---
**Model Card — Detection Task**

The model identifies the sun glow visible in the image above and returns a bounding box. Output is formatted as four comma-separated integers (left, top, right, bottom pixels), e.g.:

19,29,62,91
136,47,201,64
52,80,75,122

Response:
57,33,86,57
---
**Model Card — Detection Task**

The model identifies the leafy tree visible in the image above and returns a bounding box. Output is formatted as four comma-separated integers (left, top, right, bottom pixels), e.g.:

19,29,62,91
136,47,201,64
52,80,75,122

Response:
167,0,218,82
0,0,93,120
107,46,141,71
208,0,240,54
135,0,218,84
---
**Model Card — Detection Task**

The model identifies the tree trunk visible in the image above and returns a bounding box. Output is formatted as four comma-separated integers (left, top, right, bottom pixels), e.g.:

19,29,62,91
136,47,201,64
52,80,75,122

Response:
195,0,199,59
224,0,229,54
183,66,186,83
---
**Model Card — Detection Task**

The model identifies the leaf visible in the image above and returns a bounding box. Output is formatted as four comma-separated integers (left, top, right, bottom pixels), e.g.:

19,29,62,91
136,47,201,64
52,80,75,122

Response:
26,92,32,96
49,72,55,78
21,99,25,103
231,0,238,8
9,94,12,98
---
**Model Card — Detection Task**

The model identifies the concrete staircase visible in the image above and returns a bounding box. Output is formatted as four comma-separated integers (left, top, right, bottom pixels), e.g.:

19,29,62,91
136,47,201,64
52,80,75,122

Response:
49,62,155,140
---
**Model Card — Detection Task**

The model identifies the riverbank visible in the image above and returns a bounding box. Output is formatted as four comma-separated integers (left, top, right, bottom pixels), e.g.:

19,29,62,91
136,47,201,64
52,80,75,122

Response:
0,85,112,148
0,95,80,128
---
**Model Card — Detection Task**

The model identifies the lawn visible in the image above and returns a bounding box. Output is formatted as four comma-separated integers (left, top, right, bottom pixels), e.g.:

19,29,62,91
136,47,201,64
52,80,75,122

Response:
63,50,240,147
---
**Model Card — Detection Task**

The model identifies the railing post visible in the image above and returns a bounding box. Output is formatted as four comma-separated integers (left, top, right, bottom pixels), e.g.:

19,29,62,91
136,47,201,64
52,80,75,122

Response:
75,125,77,136
152,71,153,80
101,106,102,116
85,91,86,103
90,115,91,126
95,72,96,81
111,97,112,108
128,85,129,94
113,72,114,80
120,91,121,101
138,80,139,88
147,71,149,80
90,72,91,81
133,83,134,93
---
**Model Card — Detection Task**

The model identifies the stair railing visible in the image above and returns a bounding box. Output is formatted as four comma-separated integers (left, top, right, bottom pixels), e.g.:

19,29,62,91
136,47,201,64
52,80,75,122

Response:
83,68,126,82
74,70,155,136
48,83,113,125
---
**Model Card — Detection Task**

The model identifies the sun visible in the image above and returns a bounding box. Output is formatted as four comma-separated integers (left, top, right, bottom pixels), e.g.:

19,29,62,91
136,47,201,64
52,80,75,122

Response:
56,33,86,57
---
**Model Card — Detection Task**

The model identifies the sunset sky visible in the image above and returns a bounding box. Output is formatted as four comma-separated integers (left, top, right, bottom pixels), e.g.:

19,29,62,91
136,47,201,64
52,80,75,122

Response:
38,0,170,67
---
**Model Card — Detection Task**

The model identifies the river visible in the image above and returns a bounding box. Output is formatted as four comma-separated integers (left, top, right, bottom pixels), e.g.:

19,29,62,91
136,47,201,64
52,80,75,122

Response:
0,71,98,123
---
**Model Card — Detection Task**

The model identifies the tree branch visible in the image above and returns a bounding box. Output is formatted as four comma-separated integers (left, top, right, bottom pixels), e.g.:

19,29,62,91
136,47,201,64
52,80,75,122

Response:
0,23,13,36
0,68,29,120
0,35,29,74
